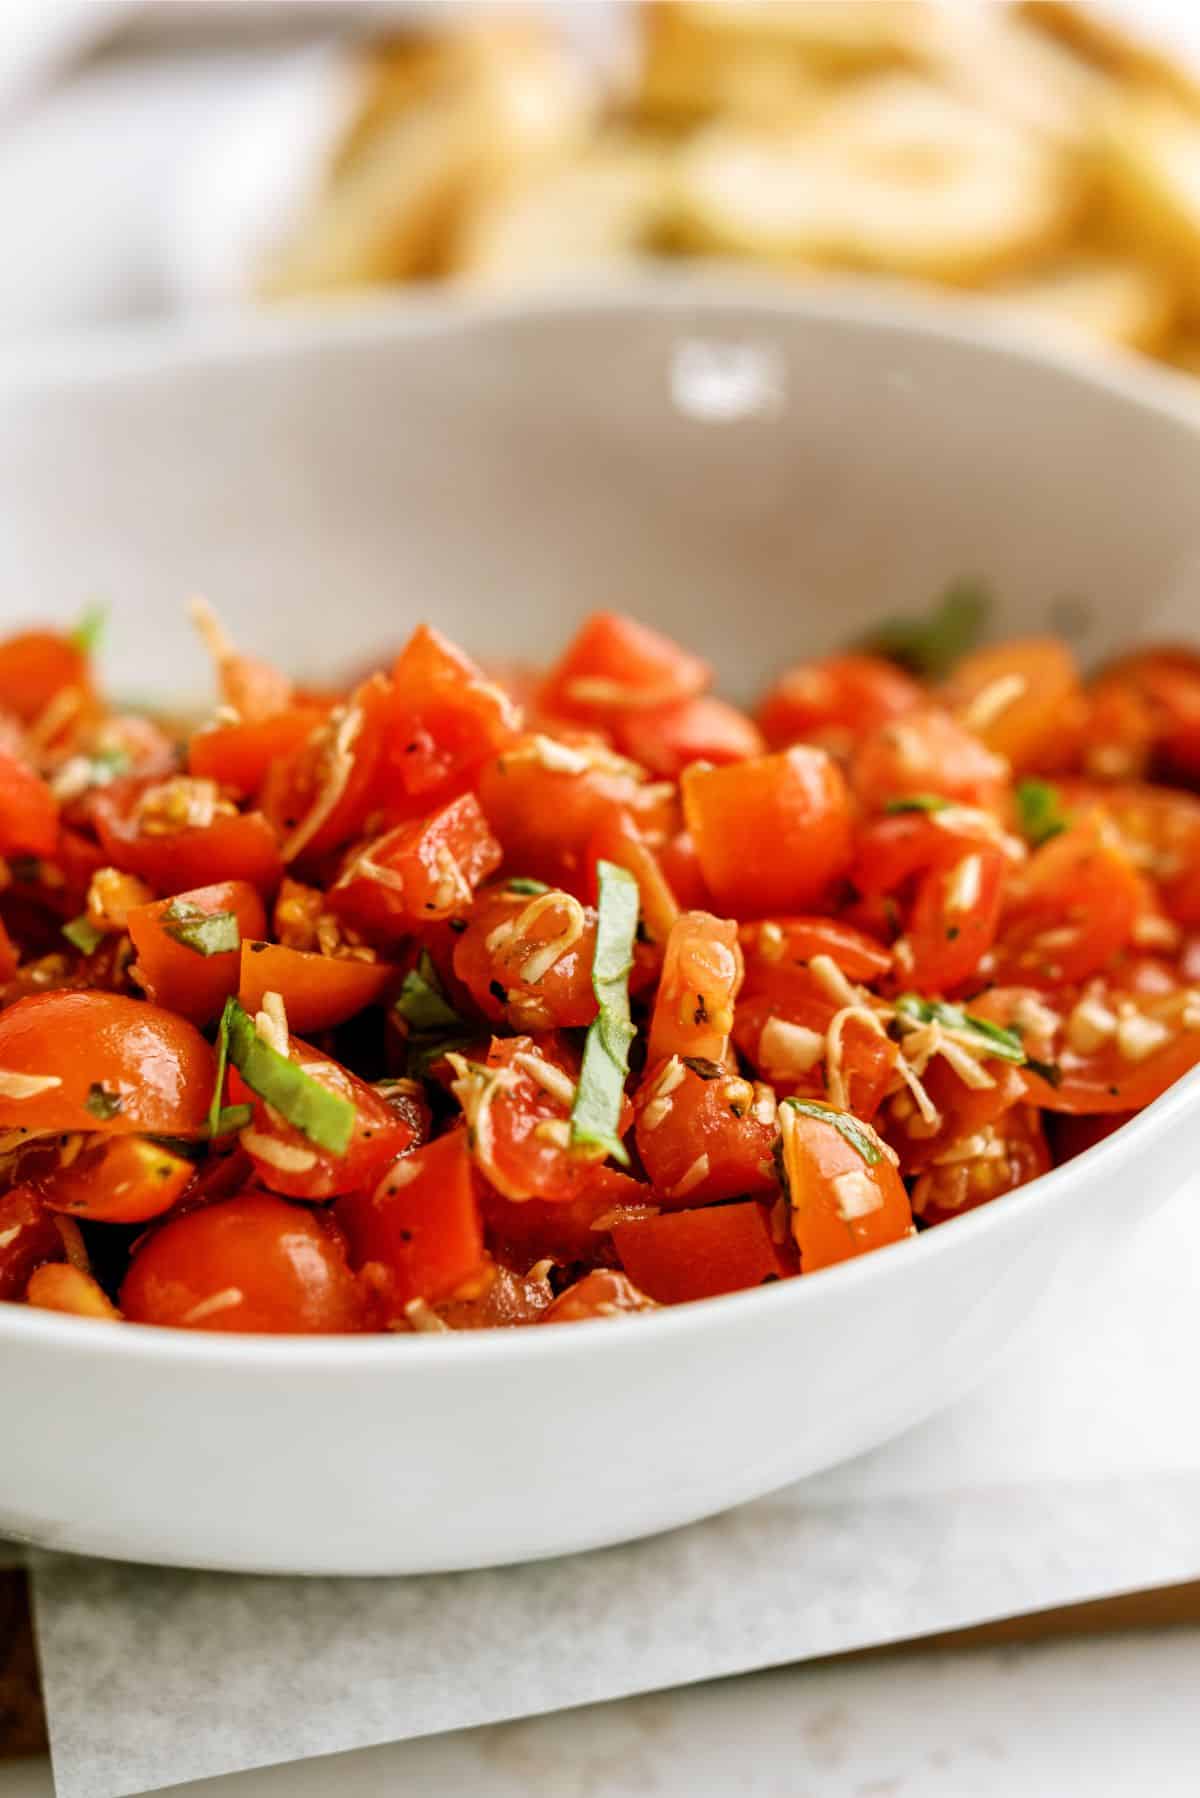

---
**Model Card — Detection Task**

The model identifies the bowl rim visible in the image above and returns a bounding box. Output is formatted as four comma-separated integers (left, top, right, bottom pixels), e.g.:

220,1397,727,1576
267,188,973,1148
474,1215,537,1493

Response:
2,277,1199,1370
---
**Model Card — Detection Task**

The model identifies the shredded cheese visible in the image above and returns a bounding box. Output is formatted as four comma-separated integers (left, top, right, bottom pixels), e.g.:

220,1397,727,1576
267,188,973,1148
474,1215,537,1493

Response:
758,1017,825,1078
832,1169,885,1221
179,1287,244,1326
962,672,1027,733
512,1050,577,1109
239,1128,318,1173
668,1153,711,1199
282,702,363,862
0,1069,62,1100
944,852,983,914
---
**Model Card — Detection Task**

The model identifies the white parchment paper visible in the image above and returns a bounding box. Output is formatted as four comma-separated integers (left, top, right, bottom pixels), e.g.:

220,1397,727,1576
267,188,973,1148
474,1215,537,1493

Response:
29,1191,1200,1798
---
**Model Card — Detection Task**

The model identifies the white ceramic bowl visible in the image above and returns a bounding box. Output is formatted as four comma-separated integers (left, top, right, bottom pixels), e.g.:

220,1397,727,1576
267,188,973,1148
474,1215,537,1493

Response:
2,287,1200,1575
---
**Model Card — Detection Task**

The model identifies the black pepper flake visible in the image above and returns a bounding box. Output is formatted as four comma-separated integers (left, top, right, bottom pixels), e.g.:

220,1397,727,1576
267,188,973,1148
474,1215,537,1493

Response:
489,979,508,1004
249,941,270,954
692,993,709,1026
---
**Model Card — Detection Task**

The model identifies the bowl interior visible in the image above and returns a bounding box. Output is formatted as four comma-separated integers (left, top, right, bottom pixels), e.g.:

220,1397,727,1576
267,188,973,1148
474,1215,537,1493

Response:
2,285,1200,700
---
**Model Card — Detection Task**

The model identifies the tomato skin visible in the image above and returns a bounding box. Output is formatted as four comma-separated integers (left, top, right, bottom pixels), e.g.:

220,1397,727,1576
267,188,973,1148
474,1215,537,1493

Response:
757,653,922,755
904,841,1007,991
453,885,599,1031
328,794,502,941
647,911,742,1067
94,789,283,898
634,1058,778,1206
336,1131,486,1310
682,747,853,918
0,630,90,725
261,673,391,865
128,880,266,1026
913,1105,1051,1226
451,1034,623,1203
26,1263,120,1319
230,1037,418,1200
380,625,520,818
733,984,897,1120
238,941,394,1034
942,637,1085,773
614,695,764,778
612,1201,794,1305
778,1102,913,1271
0,992,215,1136
1085,646,1200,783
1057,781,1200,929
34,1134,194,1224
0,1186,64,1300
851,706,1010,815
884,1060,1028,1176
187,706,327,800
541,611,710,727
657,830,712,911
120,1194,368,1333
0,752,58,858
993,819,1141,987
540,1267,657,1322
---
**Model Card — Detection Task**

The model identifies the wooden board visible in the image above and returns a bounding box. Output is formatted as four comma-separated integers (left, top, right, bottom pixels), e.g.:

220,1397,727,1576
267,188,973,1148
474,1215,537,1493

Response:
3,1567,1199,1763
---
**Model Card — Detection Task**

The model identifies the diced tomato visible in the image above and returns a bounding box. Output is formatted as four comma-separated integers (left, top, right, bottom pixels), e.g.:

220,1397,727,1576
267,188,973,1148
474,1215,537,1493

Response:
336,1131,486,1312
540,1267,658,1321
261,672,391,865
450,1034,623,1203
1057,781,1200,929
0,630,91,726
541,611,709,728
942,638,1085,773
127,880,266,1025
614,694,764,778
26,1263,120,1320
612,1200,794,1304
851,706,1010,814
992,819,1141,987
0,992,214,1136
0,1185,64,1301
477,734,676,891
34,1134,193,1224
913,1105,1051,1226
480,1167,648,1270
647,910,742,1067
777,1100,913,1271
0,752,58,859
757,653,922,755
93,785,283,898
328,793,501,941
903,840,1007,990
379,625,521,818
734,985,897,1120
1085,646,1200,783
682,747,852,918
120,1193,367,1333
584,807,679,945
634,1057,777,1206
657,829,712,911
238,941,394,1034
453,884,599,1031
187,705,327,800
229,1036,418,1200
883,1059,1028,1175
739,916,892,989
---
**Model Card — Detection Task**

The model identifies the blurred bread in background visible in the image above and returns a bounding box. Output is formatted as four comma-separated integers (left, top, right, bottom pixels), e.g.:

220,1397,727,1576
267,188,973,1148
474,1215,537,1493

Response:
244,2,1200,376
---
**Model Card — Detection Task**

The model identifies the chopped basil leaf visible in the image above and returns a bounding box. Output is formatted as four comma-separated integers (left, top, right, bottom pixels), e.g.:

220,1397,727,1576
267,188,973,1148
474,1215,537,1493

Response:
71,603,106,656
1027,1057,1063,1088
1016,777,1069,848
506,877,550,895
682,1056,724,1080
219,998,355,1154
894,994,1026,1064
570,859,638,1166
208,998,235,1136
781,1098,883,1166
884,793,952,815
63,914,104,956
212,1103,254,1135
85,1082,123,1121
161,900,240,958
867,580,990,679
396,951,463,1036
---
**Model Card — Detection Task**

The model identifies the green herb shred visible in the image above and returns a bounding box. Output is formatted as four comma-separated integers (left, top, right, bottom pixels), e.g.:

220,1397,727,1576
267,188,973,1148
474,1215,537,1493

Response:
894,994,1026,1064
884,793,953,815
780,1098,883,1166
162,900,241,958
1016,777,1070,847
62,914,104,956
70,604,107,656
570,859,639,1166
84,1082,123,1121
211,997,355,1153
506,877,550,895
867,579,990,679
